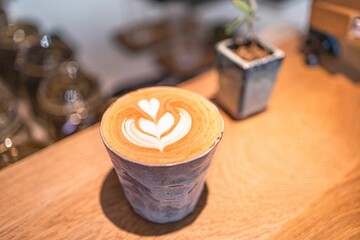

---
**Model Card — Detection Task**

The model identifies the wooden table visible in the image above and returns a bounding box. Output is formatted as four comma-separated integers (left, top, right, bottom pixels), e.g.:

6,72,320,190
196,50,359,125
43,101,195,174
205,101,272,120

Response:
1,41,360,240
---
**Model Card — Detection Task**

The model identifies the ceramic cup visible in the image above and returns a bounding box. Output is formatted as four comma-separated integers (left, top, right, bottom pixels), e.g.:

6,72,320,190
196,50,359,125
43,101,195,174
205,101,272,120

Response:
100,90,223,223
102,141,221,223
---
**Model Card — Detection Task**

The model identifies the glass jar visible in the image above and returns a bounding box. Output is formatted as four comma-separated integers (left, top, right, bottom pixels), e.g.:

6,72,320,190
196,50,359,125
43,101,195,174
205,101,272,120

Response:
37,61,104,141
16,34,73,114
0,81,42,169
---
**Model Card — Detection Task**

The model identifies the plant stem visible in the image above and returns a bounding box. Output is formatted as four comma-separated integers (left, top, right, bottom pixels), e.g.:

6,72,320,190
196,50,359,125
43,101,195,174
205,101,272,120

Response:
247,0,257,39
247,18,254,38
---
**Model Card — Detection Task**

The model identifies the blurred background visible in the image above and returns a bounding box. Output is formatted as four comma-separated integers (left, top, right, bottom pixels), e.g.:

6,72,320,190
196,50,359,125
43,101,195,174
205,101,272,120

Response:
1,0,359,167
3,0,311,96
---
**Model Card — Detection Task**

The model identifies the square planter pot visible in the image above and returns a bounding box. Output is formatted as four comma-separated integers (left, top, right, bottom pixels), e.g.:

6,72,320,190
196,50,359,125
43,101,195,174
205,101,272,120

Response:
215,38,285,119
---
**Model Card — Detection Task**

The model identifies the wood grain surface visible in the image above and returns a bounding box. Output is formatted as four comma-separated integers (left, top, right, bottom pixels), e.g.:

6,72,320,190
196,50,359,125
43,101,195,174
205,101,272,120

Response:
0,40,360,240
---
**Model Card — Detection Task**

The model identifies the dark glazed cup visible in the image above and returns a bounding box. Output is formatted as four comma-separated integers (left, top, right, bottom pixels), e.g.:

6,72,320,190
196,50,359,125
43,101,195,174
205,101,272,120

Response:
100,111,223,224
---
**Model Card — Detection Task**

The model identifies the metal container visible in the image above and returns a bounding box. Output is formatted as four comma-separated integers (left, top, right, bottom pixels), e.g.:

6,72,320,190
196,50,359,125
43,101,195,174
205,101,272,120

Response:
215,38,284,119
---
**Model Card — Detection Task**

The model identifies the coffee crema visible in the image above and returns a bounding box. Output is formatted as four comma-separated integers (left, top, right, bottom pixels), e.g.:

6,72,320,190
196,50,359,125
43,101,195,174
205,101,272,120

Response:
101,87,223,164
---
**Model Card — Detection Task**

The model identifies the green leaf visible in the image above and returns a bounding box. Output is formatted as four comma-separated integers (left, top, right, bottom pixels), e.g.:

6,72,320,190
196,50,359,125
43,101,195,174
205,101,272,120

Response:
225,17,247,36
232,0,251,14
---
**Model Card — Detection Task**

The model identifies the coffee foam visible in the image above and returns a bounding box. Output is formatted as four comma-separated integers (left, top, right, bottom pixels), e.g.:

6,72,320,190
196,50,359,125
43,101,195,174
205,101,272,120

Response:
101,87,223,164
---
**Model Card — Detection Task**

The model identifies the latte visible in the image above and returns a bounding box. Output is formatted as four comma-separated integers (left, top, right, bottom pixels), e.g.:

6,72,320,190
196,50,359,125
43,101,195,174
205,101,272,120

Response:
101,87,223,164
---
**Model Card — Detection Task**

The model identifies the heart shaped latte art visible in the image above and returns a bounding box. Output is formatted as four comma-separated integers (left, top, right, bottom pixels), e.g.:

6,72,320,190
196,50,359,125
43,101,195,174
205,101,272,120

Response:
138,98,159,120
121,98,192,152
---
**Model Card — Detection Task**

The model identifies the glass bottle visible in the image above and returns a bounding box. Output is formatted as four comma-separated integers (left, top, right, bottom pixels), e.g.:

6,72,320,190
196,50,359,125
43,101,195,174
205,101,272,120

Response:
37,61,104,141
0,81,42,169
16,34,73,114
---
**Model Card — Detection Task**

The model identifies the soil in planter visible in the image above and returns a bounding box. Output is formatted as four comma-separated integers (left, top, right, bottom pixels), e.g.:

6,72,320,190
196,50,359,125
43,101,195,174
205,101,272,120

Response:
234,41,271,61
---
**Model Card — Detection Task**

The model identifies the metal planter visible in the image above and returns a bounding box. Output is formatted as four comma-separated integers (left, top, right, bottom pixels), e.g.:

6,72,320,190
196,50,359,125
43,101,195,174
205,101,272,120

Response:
215,38,285,119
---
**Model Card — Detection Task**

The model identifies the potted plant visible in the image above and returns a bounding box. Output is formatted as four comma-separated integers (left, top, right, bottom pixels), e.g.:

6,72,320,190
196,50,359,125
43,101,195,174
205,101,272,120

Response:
215,0,285,119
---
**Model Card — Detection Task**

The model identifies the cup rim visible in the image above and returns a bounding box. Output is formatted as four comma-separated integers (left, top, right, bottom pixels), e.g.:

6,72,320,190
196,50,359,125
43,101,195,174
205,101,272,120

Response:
99,86,224,167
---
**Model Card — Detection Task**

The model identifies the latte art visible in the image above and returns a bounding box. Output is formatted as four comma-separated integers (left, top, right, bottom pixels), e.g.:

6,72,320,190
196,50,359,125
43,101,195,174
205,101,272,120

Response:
101,87,223,164
121,98,192,152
